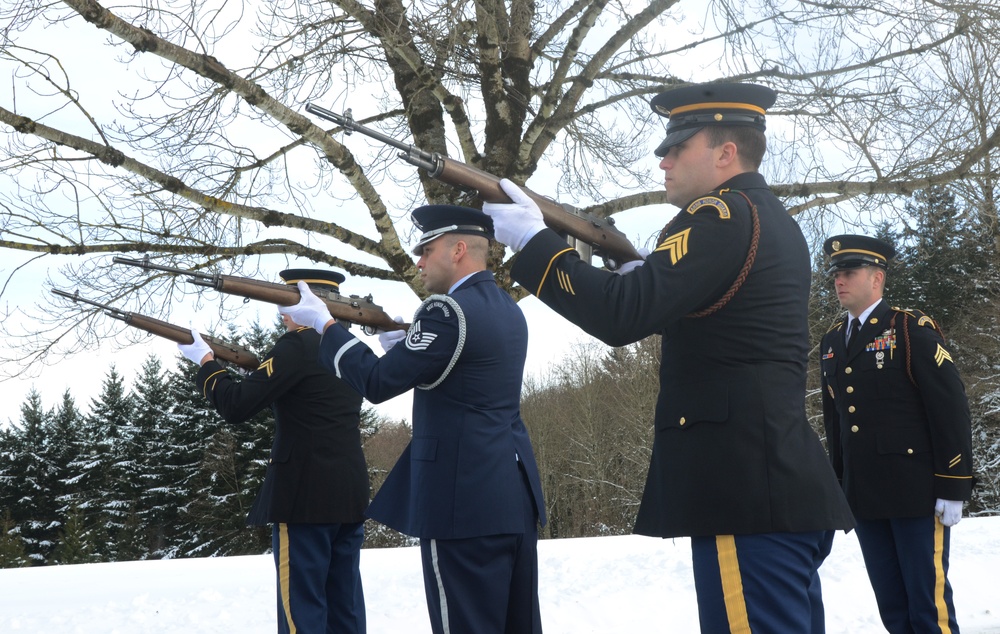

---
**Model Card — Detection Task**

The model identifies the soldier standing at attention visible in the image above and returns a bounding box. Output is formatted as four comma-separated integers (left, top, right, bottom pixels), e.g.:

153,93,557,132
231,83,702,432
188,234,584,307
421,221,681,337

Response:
820,235,975,633
178,269,369,634
278,205,547,634
481,82,855,632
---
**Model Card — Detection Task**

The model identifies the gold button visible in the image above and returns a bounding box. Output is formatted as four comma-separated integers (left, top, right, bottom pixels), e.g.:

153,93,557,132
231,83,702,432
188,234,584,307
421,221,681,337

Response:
851,425,859,433
907,448,914,455
845,367,853,374
679,417,686,426
848,406,856,413
846,386,854,394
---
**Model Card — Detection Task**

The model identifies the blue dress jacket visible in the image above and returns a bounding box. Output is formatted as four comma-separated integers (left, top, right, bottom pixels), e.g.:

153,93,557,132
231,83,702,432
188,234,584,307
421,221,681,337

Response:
318,270,547,539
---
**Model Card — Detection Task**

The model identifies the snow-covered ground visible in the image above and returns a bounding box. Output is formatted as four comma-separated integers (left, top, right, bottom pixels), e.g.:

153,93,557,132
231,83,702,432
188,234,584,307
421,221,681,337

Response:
2,517,998,633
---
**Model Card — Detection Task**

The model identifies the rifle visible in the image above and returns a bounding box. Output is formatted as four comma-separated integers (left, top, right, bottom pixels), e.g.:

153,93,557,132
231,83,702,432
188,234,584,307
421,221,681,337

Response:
111,256,407,333
52,289,262,371
304,103,643,270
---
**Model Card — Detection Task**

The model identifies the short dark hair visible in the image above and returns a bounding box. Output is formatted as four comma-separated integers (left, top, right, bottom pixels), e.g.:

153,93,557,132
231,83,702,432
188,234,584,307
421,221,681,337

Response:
703,126,767,170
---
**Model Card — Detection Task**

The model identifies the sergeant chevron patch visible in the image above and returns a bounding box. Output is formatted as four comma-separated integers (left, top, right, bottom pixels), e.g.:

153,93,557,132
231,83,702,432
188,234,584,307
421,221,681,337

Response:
258,358,275,377
655,228,691,265
934,343,953,367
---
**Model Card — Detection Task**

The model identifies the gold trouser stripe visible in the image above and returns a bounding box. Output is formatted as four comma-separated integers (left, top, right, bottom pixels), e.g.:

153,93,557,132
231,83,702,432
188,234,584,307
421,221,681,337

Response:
278,523,297,634
933,519,952,634
716,535,752,633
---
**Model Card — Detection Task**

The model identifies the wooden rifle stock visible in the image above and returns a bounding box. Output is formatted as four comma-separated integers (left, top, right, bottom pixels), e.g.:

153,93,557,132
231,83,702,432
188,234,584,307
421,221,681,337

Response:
304,103,642,269
51,289,261,371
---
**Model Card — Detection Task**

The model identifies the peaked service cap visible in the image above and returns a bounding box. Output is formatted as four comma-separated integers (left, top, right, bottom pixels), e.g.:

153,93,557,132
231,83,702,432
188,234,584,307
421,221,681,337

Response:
411,205,494,255
651,82,777,157
823,235,896,275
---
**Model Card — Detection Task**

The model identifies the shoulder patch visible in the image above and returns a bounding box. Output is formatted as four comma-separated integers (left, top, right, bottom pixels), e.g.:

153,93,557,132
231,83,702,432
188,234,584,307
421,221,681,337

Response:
685,196,730,219
891,306,935,329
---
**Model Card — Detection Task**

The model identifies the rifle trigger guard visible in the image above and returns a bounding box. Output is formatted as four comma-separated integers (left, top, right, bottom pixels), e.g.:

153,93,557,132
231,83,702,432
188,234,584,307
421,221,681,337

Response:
361,325,377,336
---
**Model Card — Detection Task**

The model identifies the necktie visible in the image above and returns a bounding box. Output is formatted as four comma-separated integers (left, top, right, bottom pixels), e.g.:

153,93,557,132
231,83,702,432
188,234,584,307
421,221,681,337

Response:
848,317,862,347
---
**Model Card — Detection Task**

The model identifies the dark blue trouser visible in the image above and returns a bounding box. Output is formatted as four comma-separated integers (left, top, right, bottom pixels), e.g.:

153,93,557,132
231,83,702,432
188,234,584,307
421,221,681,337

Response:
419,465,541,634
691,530,835,633
273,521,366,634
855,515,959,634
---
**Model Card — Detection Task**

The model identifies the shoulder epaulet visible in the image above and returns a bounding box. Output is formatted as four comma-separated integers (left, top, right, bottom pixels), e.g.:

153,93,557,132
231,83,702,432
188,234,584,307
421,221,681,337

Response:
685,194,731,220
890,306,936,329
826,316,846,334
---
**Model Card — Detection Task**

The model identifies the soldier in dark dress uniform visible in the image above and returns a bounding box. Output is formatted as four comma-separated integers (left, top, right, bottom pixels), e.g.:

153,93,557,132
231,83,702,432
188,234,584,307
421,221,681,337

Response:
820,235,975,633
482,82,855,633
277,206,547,634
179,269,369,634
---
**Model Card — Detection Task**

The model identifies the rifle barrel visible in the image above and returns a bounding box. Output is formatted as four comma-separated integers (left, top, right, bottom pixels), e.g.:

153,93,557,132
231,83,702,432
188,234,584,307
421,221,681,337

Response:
52,288,261,371
304,103,641,268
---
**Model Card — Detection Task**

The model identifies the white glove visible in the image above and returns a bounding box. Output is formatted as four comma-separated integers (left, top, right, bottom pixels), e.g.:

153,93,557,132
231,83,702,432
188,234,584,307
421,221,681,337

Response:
614,248,650,275
482,178,547,251
278,281,334,333
935,498,963,527
178,327,213,365
377,316,407,353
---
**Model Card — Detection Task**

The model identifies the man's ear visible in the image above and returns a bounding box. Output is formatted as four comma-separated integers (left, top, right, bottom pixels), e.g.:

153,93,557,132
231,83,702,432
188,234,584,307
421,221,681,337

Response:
716,141,739,168
452,238,468,261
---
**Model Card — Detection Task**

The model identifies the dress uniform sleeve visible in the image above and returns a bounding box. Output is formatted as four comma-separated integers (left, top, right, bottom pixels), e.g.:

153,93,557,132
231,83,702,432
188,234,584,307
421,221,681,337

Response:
196,332,305,425
902,313,975,500
318,295,463,403
820,329,844,481
510,194,749,346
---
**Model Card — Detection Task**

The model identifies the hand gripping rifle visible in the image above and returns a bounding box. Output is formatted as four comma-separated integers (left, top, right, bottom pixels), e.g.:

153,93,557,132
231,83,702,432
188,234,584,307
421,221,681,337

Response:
111,256,407,334
52,288,262,371
304,103,643,270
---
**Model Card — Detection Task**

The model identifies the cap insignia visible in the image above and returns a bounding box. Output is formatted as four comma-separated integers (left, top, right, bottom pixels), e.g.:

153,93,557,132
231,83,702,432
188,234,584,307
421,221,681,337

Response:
832,240,841,251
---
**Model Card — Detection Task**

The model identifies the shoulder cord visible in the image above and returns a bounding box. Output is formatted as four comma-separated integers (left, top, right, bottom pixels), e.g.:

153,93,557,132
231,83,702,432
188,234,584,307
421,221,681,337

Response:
897,310,948,387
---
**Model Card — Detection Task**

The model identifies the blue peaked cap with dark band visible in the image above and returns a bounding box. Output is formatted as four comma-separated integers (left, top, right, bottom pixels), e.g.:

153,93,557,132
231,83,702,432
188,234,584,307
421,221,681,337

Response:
823,235,896,275
411,204,494,255
651,82,777,157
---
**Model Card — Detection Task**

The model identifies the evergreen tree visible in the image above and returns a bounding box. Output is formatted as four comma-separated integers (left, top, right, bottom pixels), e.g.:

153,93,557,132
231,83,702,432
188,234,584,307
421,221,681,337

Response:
160,355,221,558
50,504,97,565
72,366,136,561
887,186,997,328
0,509,29,568
8,390,58,564
47,391,84,516
131,355,174,558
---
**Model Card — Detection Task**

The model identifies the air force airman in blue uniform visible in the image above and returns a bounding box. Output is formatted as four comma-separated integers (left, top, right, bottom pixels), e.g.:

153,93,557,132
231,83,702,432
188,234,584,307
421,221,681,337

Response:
821,235,975,633
483,82,855,633
179,269,369,634
278,206,546,634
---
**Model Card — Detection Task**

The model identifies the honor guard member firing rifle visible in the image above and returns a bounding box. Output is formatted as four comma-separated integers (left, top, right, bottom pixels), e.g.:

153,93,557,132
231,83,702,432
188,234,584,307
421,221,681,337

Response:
820,235,975,634
481,82,855,633
278,205,547,634
178,269,369,634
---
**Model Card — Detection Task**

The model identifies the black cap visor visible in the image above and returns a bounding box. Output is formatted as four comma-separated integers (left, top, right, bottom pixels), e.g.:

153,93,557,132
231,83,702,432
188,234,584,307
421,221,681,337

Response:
654,126,703,157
